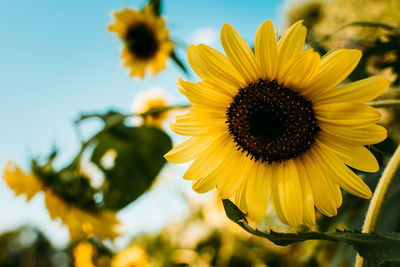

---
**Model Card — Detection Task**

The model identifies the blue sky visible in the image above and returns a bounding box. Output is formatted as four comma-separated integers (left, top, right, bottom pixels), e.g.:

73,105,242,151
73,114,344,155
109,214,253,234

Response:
0,0,284,247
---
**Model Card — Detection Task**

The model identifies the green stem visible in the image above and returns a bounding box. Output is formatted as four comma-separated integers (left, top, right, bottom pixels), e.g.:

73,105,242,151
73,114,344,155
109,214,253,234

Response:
138,104,191,116
368,99,400,108
70,104,191,167
355,144,400,267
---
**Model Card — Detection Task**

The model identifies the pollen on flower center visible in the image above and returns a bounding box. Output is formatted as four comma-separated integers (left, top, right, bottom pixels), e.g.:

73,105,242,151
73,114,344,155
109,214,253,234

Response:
226,79,320,163
125,23,159,59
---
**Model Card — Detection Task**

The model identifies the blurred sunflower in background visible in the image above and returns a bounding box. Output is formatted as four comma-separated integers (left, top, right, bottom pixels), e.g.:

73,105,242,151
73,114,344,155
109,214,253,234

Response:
111,245,150,267
165,20,389,227
108,4,173,78
3,161,120,240
131,87,170,127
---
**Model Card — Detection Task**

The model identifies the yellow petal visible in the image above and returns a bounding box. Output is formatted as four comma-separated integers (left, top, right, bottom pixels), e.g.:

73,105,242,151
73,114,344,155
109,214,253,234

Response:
325,175,343,208
314,142,372,199
221,23,260,83
3,161,43,201
235,178,249,214
281,48,320,88
319,124,387,145
301,153,338,217
302,49,361,97
276,21,307,79
192,173,219,193
315,76,390,104
177,78,232,109
294,159,316,226
246,163,270,221
165,136,214,163
255,20,278,80
187,44,245,92
317,131,379,172
217,151,248,198
314,103,381,129
44,190,120,240
170,112,226,136
183,134,231,180
269,163,288,225
270,160,303,227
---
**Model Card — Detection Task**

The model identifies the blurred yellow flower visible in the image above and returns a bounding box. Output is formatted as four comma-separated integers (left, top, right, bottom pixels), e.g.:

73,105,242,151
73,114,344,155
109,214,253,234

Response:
111,245,150,267
73,241,96,267
132,87,170,127
108,5,173,78
3,161,42,201
165,20,389,227
3,160,120,240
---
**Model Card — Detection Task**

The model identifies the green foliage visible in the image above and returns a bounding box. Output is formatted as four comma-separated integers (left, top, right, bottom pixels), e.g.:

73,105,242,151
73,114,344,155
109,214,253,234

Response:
30,110,172,212
90,120,172,210
32,152,99,211
0,227,71,267
170,50,189,74
149,0,162,15
223,199,400,265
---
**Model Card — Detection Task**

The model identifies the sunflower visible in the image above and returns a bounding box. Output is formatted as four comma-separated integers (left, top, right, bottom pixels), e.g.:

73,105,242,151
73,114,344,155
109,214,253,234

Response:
108,5,173,78
3,160,120,240
111,245,150,267
164,20,389,227
131,87,170,127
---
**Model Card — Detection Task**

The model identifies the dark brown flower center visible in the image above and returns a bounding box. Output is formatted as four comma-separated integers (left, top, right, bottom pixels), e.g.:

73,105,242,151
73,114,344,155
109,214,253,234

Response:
125,23,159,59
226,79,320,163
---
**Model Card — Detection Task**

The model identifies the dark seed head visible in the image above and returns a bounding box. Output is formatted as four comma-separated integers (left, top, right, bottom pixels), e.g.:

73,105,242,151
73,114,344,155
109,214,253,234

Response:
125,23,159,59
226,79,320,163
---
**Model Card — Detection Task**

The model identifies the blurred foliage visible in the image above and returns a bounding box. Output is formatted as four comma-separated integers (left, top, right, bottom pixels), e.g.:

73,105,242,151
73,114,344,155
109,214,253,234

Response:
0,227,71,267
31,110,172,212
90,115,172,210
222,199,400,265
119,199,333,267
287,0,400,86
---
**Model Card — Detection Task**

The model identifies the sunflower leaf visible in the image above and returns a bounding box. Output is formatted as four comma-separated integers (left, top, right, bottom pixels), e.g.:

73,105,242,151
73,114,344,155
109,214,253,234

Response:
170,50,189,74
91,123,172,210
222,199,248,223
222,199,400,264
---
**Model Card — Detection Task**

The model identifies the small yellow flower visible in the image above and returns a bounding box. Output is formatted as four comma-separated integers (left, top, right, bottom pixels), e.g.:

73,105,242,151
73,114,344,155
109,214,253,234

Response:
3,160,120,240
108,5,173,78
132,87,170,127
165,20,389,227
111,245,150,267
73,241,96,267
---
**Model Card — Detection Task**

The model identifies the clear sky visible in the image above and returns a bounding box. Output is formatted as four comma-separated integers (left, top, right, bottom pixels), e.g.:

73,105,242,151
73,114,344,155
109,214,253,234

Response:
0,0,285,248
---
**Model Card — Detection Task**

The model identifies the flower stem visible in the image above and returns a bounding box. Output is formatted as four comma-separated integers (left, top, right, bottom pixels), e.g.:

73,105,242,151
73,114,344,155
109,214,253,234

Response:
70,104,191,167
355,144,400,267
368,99,400,108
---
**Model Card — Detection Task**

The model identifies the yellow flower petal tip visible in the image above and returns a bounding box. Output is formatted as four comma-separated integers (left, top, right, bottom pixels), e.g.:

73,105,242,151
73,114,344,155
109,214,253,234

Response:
165,20,387,227
108,5,173,78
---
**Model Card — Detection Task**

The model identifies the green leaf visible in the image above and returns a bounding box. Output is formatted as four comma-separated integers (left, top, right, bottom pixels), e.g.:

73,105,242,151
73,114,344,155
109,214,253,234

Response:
91,124,172,210
149,0,162,15
222,199,400,264
170,50,188,74
222,199,247,223
31,158,99,211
